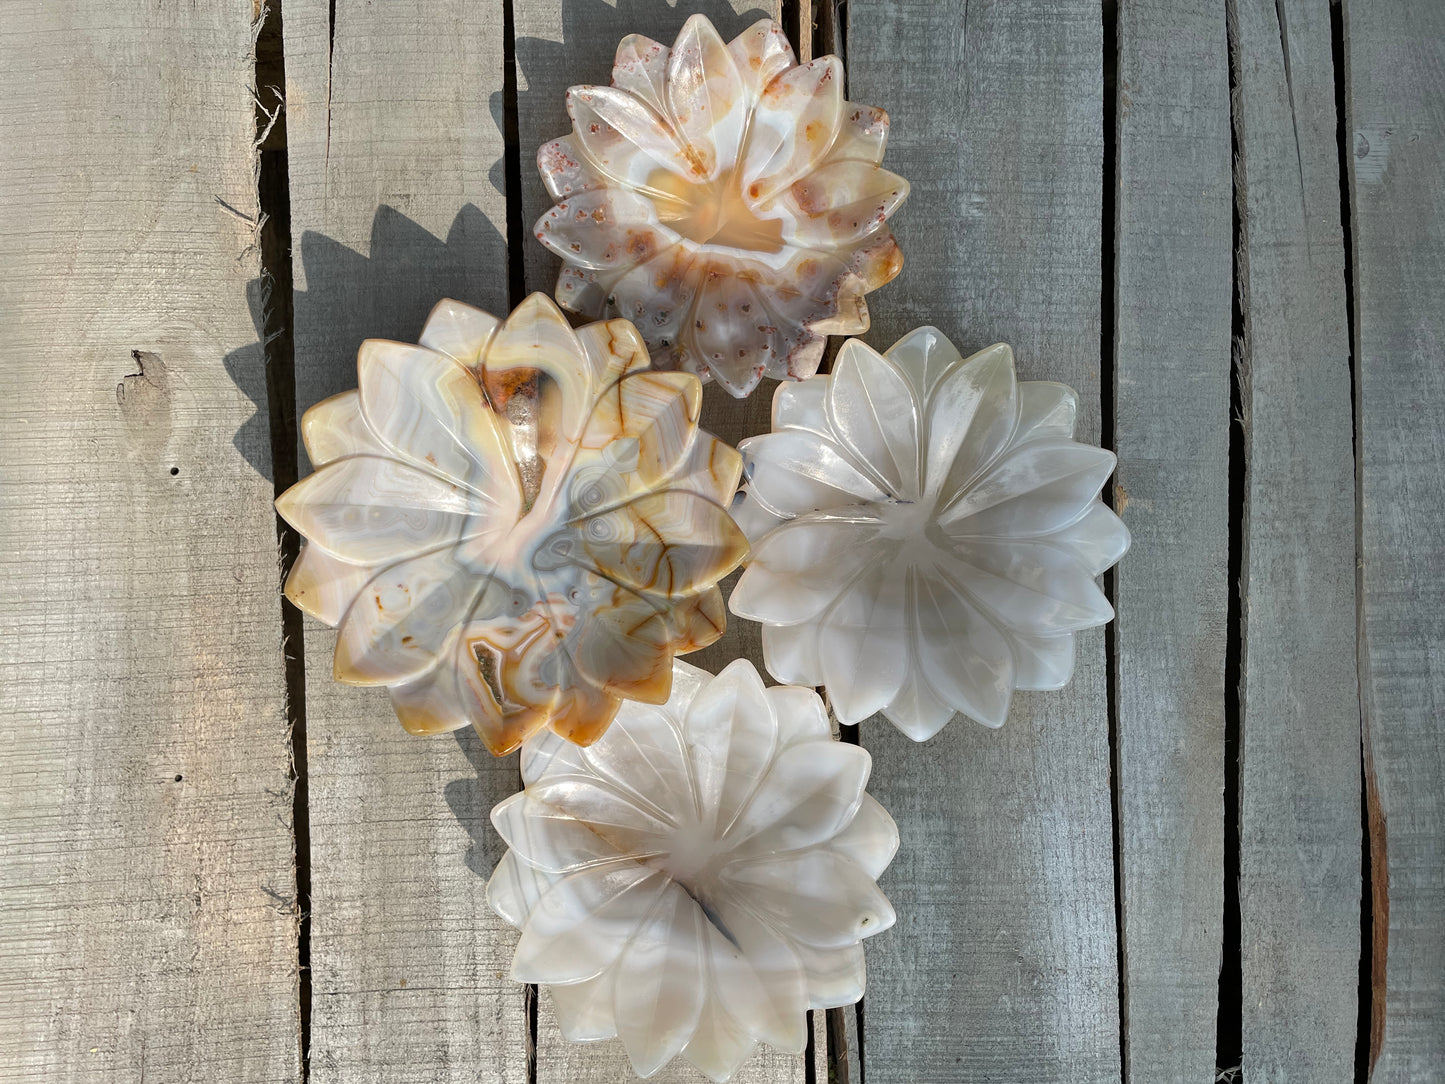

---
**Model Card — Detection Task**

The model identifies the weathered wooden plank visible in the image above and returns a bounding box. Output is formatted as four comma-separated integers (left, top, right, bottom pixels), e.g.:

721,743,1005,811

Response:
0,2,298,1080
1346,1,1445,1078
1230,0,1360,1077
848,2,1120,1080
1112,1,1232,1078
281,1,527,1080
511,3,814,1080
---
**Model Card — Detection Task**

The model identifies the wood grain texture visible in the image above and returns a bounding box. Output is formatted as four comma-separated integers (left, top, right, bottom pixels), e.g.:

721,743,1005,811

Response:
282,1,527,1080
1112,1,1231,1079
1346,0,1445,1078
1230,0,1361,1076
848,2,1122,1081
0,1,298,1080
513,6,812,1080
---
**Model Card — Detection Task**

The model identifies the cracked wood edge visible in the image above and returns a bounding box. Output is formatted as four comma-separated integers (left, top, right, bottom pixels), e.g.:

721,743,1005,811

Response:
1230,0,1361,1077
1346,0,1445,1078
0,1,298,1079
282,1,528,1080
847,2,1122,1080
1113,0,1232,1078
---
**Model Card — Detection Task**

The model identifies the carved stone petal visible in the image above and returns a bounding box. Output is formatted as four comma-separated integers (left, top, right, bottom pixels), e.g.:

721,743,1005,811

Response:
730,516,883,625
568,84,698,192
575,489,747,598
333,550,495,686
827,102,890,167
724,19,795,102
741,57,845,204
939,438,1118,536
548,975,618,1042
882,664,957,742
721,851,894,948
358,338,520,506
764,684,831,750
610,33,670,116
534,188,671,274
492,791,661,875
614,885,709,1077
702,893,807,1053
759,622,823,687
824,793,901,881
682,971,760,1084
922,342,1019,504
1052,501,1132,575
816,562,910,724
283,542,379,626
666,14,749,182
911,572,1016,728
512,864,671,984
825,338,920,498
880,325,964,403
722,741,870,856
300,389,386,467
418,297,501,367
275,455,482,565
1011,631,1078,692
683,658,778,834
794,940,866,1011
766,160,909,249
739,429,888,516
486,848,551,928
942,542,1113,636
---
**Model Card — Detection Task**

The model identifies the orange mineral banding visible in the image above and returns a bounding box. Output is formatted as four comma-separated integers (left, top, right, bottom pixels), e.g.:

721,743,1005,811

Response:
535,14,910,398
275,293,749,756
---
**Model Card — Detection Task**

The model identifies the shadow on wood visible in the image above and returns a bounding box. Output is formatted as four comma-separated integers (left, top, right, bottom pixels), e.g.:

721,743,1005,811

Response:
444,728,517,883
222,203,510,481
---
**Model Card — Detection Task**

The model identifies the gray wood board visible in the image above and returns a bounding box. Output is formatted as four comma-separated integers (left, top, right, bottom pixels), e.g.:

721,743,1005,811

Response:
1112,1,1232,1079
848,1,1122,1080
1346,0,1445,1078
0,1,299,1079
1231,0,1361,1077
282,0,528,1080
512,5,813,1080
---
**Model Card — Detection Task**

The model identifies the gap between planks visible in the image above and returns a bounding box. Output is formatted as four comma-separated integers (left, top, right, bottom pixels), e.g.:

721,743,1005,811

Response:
253,0,312,1077
1219,2,1248,1075
1099,3,1125,1080
1328,0,1382,1074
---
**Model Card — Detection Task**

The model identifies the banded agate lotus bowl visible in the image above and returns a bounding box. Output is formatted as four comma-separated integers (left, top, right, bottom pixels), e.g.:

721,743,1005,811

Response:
535,14,908,398
730,328,1130,739
489,658,898,1081
276,294,748,755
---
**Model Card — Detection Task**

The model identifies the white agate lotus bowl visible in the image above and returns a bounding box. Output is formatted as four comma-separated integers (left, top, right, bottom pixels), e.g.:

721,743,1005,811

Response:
535,14,908,398
729,328,1130,739
488,658,898,1082
275,293,749,756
